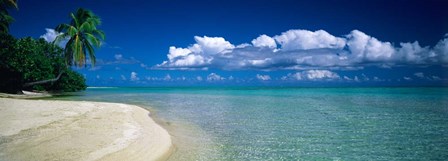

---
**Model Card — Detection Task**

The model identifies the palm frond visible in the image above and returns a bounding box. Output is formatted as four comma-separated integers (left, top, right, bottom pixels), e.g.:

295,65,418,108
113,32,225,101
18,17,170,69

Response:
92,30,105,40
79,20,93,33
55,23,71,32
84,33,101,47
7,0,17,9
70,13,80,28
55,8,105,68
83,39,96,66
54,33,68,44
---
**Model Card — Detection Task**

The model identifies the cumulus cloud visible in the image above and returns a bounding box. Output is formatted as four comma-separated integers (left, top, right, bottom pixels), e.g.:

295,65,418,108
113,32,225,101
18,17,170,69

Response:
156,36,236,70
252,34,277,48
40,28,61,42
274,29,346,50
40,28,68,47
346,30,396,62
256,74,271,81
434,36,448,64
155,29,448,70
282,70,340,81
207,73,224,81
130,72,139,81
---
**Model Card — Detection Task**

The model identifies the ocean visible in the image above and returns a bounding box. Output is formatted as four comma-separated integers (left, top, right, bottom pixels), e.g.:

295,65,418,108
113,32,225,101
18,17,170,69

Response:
51,87,448,160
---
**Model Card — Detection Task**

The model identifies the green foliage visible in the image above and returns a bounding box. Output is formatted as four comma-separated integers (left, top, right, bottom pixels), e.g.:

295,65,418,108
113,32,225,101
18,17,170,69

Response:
14,38,61,86
50,70,87,92
0,33,22,93
0,0,18,33
0,33,87,93
55,8,105,67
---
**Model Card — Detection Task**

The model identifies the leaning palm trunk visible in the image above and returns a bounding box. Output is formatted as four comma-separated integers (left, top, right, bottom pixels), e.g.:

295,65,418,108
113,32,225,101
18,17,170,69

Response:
22,71,64,88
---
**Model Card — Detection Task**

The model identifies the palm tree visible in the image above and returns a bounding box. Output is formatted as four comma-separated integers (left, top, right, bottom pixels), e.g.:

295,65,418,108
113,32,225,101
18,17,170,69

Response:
54,8,105,67
0,0,18,33
23,8,105,88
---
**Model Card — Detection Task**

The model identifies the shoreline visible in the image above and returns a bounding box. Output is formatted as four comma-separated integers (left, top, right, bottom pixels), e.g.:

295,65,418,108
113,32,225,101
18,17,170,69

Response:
0,98,173,161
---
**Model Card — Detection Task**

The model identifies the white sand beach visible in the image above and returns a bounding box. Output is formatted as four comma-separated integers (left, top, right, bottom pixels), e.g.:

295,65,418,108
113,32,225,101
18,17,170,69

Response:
0,98,172,161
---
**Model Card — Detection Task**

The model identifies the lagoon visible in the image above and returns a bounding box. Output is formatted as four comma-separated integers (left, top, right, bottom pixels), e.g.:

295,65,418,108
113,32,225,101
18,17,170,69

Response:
52,87,448,160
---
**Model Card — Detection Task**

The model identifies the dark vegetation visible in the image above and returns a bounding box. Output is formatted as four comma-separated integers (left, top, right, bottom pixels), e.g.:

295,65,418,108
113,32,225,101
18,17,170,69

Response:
0,1,102,94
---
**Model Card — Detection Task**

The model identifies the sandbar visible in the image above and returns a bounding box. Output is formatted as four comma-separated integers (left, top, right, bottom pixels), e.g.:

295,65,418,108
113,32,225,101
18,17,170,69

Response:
0,98,172,161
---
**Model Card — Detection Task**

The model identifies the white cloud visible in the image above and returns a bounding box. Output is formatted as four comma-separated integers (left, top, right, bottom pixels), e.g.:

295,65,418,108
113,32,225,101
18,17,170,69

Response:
155,29,448,70
115,54,123,60
167,46,191,60
40,28,61,42
282,73,302,80
404,77,412,80
304,70,340,80
252,34,277,48
195,36,235,55
121,75,126,80
156,36,235,69
143,75,174,81
346,30,394,62
169,54,207,67
40,28,68,47
256,74,271,81
164,74,171,81
207,73,224,81
414,72,425,78
282,70,340,81
343,76,352,81
130,72,139,81
431,76,442,81
236,43,251,48
196,76,203,81
397,41,431,64
434,36,448,63
274,29,346,50
361,73,370,81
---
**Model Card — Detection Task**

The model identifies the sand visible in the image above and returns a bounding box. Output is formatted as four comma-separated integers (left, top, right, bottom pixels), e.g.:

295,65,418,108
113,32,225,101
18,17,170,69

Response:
0,98,172,161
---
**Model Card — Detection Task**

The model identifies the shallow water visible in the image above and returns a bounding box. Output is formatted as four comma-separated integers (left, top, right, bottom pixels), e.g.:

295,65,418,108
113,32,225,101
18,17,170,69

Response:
52,87,448,160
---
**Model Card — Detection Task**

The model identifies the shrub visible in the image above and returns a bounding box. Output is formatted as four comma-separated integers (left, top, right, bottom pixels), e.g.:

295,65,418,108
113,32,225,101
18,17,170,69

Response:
0,33,86,93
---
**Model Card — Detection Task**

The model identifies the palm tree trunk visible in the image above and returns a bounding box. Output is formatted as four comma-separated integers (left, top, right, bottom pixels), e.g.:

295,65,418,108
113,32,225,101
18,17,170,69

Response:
22,71,64,88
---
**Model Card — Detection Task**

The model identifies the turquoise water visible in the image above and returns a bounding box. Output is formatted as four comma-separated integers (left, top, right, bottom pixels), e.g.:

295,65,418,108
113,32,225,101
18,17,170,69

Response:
52,87,448,160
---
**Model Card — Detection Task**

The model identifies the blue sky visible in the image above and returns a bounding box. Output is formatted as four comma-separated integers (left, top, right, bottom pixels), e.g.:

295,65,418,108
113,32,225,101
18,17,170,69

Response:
9,0,448,86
